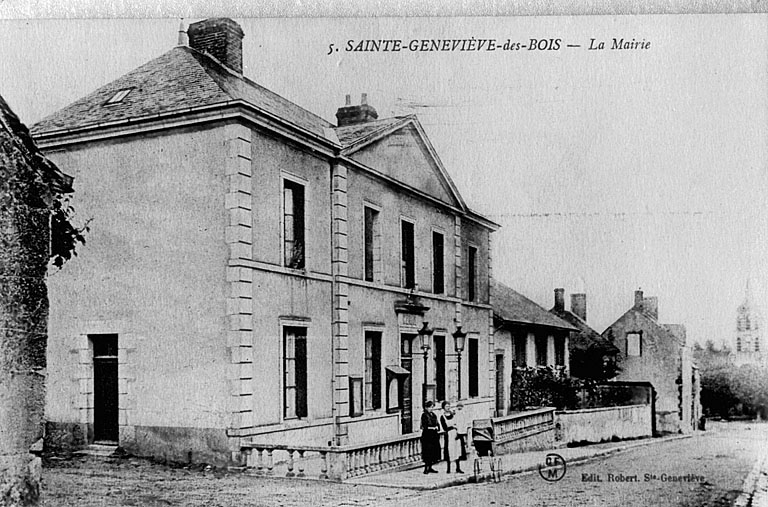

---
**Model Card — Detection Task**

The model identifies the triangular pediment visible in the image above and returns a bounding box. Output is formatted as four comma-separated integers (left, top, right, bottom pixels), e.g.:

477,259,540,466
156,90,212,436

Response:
344,119,464,209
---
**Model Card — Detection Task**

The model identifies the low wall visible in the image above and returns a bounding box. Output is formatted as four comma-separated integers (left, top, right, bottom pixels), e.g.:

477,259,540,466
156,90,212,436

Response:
555,404,651,445
491,407,556,455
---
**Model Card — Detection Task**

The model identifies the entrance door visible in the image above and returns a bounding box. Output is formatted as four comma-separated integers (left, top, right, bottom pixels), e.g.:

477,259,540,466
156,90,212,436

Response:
93,335,119,442
400,334,414,434
495,353,505,417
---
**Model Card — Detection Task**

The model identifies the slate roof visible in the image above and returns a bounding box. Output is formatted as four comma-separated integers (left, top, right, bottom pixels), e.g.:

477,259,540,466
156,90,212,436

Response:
551,308,619,354
32,46,334,139
1,94,72,194
334,116,409,147
493,281,576,331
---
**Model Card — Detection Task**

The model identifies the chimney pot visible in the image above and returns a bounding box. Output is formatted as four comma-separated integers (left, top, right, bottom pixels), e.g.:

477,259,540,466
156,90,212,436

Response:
554,288,565,312
634,289,644,308
336,93,378,127
345,94,351,106
177,20,188,46
571,293,587,322
188,18,244,74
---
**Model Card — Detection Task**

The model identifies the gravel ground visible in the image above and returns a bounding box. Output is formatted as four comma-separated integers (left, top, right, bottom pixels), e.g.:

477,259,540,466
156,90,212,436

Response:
42,421,766,507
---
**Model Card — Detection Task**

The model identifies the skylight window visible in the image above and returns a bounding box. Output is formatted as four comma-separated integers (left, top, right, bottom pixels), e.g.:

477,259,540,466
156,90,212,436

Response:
104,88,132,106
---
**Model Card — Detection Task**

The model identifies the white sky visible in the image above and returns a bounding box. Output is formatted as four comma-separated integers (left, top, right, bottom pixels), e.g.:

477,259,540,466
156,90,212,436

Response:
1,15,766,346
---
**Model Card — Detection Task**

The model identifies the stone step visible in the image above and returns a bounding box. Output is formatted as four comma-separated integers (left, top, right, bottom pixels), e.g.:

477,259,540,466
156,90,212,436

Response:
74,443,118,457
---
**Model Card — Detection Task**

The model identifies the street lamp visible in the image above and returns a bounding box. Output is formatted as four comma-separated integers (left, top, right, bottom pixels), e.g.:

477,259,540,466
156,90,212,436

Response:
418,322,434,403
453,325,467,400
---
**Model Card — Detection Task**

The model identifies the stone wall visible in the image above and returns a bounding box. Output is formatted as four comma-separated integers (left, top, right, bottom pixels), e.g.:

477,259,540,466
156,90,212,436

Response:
555,404,652,445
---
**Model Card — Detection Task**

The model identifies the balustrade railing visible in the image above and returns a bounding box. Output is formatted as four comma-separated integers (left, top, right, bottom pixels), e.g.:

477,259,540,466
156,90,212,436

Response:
241,433,422,481
241,409,555,481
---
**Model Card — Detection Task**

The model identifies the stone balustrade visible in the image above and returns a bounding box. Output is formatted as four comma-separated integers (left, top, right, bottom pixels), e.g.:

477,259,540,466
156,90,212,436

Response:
241,433,422,481
241,409,556,481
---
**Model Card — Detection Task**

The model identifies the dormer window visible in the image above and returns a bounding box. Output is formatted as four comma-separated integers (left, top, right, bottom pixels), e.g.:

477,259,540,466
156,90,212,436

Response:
104,89,132,106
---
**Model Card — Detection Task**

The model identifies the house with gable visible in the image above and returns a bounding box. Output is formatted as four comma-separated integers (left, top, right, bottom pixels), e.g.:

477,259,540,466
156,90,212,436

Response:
548,288,620,380
492,281,576,415
33,18,498,465
603,290,699,433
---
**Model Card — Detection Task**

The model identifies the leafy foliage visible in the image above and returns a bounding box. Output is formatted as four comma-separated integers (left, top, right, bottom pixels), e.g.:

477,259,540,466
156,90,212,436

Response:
695,342,768,418
50,196,89,268
509,366,638,411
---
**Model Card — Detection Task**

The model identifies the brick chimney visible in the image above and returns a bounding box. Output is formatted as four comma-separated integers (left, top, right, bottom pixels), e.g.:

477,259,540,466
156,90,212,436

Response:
188,18,244,74
553,288,565,312
336,93,379,127
634,289,644,308
642,296,658,320
571,293,587,322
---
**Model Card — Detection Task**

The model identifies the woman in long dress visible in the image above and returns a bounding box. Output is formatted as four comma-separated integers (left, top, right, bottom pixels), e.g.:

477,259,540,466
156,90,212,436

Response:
439,401,464,473
420,401,440,474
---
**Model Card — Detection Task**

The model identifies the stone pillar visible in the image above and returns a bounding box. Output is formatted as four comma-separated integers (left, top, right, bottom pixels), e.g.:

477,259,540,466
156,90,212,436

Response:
547,335,555,367
486,233,495,415
453,216,463,398
224,124,254,461
331,162,350,444
526,333,536,367
0,127,51,505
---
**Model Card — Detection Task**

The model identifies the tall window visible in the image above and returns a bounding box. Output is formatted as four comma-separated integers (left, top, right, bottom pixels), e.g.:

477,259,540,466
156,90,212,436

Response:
555,336,566,366
364,207,380,282
434,335,445,401
467,246,477,302
626,332,642,357
401,220,415,289
514,334,527,367
364,331,382,410
535,335,547,366
468,337,479,398
283,180,305,269
284,327,307,419
432,231,444,294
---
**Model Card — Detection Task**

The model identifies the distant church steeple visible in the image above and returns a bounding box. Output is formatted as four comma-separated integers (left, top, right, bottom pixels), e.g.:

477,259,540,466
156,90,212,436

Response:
736,279,761,354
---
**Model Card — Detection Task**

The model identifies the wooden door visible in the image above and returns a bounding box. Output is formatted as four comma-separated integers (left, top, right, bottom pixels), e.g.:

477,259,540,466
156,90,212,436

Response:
93,335,119,442
400,334,414,434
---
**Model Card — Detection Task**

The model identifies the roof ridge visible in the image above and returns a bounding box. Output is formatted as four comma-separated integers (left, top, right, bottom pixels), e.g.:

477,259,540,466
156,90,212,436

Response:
182,45,234,100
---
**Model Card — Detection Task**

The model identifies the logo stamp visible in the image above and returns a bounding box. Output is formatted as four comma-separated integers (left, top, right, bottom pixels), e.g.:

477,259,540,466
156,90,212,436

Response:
538,453,567,482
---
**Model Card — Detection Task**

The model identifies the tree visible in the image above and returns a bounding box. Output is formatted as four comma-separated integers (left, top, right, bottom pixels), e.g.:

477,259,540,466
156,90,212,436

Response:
0,95,83,506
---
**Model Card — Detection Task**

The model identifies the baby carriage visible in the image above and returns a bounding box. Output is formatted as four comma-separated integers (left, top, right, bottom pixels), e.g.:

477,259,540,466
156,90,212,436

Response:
471,419,502,482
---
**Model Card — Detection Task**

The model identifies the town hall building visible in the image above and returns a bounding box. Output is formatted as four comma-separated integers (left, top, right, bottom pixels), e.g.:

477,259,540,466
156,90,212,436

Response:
34,18,498,465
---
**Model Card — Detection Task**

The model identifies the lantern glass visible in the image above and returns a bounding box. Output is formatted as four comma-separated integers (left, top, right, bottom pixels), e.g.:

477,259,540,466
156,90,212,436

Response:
452,326,467,353
418,322,433,351
454,334,466,353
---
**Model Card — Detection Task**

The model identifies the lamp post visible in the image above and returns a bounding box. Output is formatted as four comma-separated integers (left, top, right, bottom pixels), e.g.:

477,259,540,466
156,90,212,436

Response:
453,325,467,400
418,322,434,404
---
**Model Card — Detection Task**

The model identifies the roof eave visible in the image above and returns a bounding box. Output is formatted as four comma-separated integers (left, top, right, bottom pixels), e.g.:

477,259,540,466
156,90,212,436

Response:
33,100,343,154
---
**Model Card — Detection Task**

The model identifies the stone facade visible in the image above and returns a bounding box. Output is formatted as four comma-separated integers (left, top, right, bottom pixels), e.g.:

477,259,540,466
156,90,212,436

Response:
34,19,498,465
603,290,699,434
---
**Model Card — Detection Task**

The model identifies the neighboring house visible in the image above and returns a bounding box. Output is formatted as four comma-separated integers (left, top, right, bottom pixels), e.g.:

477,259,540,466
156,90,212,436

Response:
33,18,498,465
603,290,698,433
492,281,576,416
549,288,620,380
